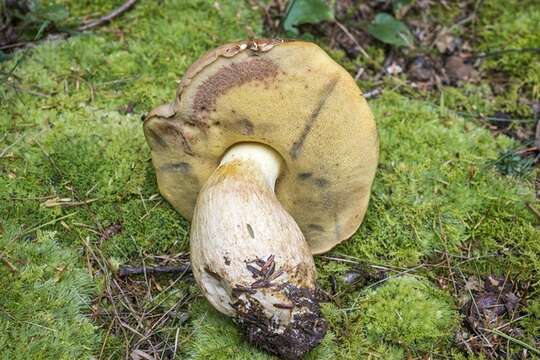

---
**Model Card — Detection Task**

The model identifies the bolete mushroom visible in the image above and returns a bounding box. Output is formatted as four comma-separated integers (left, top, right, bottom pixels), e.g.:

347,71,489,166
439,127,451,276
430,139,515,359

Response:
143,39,378,359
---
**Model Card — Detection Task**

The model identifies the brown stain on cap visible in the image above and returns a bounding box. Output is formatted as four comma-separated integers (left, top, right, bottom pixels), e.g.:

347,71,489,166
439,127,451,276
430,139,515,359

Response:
192,58,279,123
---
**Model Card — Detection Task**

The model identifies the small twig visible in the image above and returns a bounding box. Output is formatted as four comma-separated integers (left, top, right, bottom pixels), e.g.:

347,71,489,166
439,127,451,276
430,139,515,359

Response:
0,134,27,158
0,42,31,50
145,273,190,316
99,319,114,360
320,255,358,265
326,253,412,271
8,83,50,98
362,263,425,292
418,99,537,125
139,188,148,213
14,211,78,240
526,202,540,220
354,67,364,81
42,197,99,208
0,252,18,273
334,21,370,59
464,314,530,345
456,111,538,123
481,328,540,356
364,88,382,99
118,264,191,277
320,255,400,272
72,222,101,235
471,47,540,59
140,200,163,221
514,147,538,155
456,265,496,351
173,327,180,356
79,0,137,31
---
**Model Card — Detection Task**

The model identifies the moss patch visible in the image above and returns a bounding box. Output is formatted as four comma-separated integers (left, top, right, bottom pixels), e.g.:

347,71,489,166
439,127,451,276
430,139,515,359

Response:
0,230,99,359
478,1,540,105
361,276,458,353
339,92,537,269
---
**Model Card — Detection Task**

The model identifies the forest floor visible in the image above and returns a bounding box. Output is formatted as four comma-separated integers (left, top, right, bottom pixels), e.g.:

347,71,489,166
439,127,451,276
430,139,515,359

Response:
1,0,539,359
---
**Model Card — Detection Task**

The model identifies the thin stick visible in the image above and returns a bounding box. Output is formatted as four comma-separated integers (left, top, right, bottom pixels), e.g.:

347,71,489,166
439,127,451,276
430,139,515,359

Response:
456,265,495,352
140,200,163,221
79,0,137,31
334,21,370,59
465,314,530,345
173,327,180,356
0,253,18,273
99,319,115,360
145,271,190,315
118,264,191,277
482,328,540,356
0,42,30,50
0,134,26,158
364,88,382,99
526,203,540,220
15,212,78,239
43,198,99,208
471,47,540,59
456,111,537,123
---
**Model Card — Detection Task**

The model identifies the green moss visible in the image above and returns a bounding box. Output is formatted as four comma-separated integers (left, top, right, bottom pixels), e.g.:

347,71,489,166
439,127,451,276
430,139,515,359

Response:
336,92,537,270
478,1,540,102
439,84,497,116
523,298,540,343
0,230,99,359
1,0,539,358
360,276,458,353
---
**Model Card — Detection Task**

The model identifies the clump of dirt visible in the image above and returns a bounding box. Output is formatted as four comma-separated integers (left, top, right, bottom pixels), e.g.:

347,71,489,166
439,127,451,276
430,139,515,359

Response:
341,263,387,287
100,221,123,242
229,255,327,359
232,283,327,360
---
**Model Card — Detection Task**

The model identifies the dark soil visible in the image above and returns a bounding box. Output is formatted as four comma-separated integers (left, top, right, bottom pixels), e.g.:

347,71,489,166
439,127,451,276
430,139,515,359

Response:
233,283,327,360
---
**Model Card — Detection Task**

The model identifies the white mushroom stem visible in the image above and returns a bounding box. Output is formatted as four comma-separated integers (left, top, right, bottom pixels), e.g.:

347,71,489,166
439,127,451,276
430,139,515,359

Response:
190,143,326,359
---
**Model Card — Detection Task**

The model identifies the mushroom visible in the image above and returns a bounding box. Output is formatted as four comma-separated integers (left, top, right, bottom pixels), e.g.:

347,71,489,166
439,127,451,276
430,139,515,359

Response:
143,39,378,359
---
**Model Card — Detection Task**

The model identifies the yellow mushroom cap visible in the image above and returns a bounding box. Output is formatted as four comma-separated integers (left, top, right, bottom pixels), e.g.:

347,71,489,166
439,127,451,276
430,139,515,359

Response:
144,39,379,254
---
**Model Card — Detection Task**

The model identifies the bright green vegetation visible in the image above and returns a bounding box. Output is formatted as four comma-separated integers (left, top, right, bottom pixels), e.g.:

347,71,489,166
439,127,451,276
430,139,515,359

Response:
477,1,540,114
361,277,458,353
1,0,538,359
0,231,98,359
